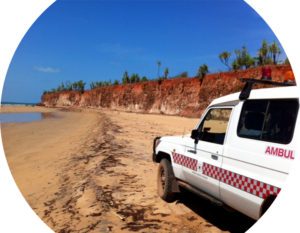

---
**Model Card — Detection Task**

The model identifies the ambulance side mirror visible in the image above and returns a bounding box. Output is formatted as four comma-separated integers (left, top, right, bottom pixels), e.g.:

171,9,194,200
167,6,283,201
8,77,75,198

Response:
191,129,200,144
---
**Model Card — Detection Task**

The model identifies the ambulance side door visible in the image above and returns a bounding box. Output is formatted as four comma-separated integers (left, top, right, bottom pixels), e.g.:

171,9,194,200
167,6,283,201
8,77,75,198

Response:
183,107,233,199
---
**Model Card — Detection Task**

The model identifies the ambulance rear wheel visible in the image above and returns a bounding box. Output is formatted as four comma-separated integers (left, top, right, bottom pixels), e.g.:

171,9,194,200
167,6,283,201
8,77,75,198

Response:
261,195,276,217
157,159,176,202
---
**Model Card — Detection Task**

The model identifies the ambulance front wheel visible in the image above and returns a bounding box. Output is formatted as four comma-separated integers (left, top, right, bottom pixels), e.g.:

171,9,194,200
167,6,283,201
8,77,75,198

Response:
157,158,176,202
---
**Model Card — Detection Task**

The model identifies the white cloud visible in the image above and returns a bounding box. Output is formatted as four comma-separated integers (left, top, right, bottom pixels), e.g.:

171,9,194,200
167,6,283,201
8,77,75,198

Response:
34,66,60,73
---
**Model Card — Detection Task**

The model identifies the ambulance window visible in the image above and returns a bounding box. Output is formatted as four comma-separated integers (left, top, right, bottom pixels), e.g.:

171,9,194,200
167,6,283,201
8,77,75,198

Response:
262,100,298,144
238,99,299,144
237,100,268,139
198,108,232,145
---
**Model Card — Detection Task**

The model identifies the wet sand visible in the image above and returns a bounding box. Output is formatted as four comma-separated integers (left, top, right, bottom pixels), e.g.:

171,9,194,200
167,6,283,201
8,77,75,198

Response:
1,106,255,233
1,105,56,113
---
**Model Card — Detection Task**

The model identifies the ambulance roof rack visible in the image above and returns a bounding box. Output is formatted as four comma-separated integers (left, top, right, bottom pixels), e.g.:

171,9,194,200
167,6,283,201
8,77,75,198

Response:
239,78,296,100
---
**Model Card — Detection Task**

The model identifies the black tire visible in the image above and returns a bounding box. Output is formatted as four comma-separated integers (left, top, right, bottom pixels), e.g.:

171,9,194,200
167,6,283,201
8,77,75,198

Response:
261,195,276,217
157,159,176,202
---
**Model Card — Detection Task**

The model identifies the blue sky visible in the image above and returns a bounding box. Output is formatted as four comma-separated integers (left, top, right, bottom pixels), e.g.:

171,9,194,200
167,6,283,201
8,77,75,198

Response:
2,0,286,103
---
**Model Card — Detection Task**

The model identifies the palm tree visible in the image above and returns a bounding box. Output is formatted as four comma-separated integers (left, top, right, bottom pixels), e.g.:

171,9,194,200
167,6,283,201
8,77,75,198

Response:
285,58,290,65
219,51,232,70
65,80,73,91
141,76,148,82
241,46,255,69
231,49,242,70
257,40,269,66
234,49,241,59
232,47,255,70
157,61,161,79
90,82,96,89
77,80,86,93
122,71,129,84
269,41,281,65
198,64,209,84
164,67,169,80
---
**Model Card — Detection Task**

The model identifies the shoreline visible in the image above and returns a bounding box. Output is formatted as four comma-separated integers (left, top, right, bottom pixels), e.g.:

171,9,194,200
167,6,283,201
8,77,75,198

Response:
1,104,201,119
0,105,56,113
0,105,59,125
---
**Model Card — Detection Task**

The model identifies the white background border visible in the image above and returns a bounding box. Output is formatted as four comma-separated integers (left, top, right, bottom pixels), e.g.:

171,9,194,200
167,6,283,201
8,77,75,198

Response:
0,0,299,232
245,0,300,232
0,1,55,232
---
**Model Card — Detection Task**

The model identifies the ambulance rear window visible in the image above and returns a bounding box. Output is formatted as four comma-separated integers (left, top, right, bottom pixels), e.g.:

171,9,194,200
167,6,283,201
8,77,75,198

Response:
237,99,299,144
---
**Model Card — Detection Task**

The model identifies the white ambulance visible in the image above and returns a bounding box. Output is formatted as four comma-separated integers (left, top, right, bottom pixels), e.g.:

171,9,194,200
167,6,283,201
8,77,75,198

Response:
152,70,298,220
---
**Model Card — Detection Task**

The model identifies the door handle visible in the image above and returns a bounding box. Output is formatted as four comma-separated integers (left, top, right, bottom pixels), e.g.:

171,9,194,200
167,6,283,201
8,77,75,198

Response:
211,154,218,160
187,149,196,154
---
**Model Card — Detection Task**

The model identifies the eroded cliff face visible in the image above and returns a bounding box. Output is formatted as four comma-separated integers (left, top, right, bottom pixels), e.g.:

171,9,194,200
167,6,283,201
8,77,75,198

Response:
42,65,293,117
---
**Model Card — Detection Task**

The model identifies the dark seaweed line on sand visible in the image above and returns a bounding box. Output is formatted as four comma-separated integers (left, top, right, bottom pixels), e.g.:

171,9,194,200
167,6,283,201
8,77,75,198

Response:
41,111,166,233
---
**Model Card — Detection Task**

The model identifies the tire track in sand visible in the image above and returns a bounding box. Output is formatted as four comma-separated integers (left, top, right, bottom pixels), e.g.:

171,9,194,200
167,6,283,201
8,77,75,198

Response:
41,111,170,233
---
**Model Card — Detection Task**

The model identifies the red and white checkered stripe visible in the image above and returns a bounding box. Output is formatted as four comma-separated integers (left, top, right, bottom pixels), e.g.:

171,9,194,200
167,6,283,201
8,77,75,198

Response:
202,163,281,199
172,152,197,171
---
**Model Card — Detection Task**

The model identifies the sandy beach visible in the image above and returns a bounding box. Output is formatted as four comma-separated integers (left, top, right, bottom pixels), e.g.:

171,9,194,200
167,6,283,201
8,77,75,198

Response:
1,106,255,233
0,105,56,113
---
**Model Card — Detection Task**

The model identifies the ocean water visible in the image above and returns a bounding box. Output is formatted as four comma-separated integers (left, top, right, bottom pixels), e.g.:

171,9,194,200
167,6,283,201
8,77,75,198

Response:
0,112,55,124
1,101,37,106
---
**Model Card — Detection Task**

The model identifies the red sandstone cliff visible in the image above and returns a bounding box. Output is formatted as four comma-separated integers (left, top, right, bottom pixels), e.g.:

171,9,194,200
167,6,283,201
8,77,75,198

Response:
42,65,293,117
